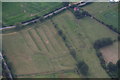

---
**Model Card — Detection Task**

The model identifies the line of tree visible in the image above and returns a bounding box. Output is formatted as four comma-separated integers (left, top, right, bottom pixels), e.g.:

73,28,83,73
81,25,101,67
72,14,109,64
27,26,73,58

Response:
86,12,119,34
51,19,89,76
75,8,119,34
93,38,114,49
94,16,119,34
96,50,106,69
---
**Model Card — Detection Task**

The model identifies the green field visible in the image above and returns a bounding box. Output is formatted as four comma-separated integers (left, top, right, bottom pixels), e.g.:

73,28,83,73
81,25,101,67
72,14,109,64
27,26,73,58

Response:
2,2,63,26
82,2,118,31
52,10,117,78
2,20,77,77
2,8,118,78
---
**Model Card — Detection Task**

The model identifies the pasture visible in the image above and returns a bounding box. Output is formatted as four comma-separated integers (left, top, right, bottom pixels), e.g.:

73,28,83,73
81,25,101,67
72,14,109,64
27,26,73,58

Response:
2,9,118,78
82,2,118,32
52,10,118,78
2,2,63,26
100,41,119,64
2,20,77,77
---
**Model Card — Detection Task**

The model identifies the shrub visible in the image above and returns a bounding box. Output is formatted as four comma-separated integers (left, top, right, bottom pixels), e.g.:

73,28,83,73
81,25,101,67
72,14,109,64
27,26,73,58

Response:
70,49,76,59
74,10,84,19
96,51,102,57
15,23,22,31
117,60,120,77
107,62,118,78
63,2,69,7
94,38,113,49
58,30,63,36
77,61,89,76
118,36,120,41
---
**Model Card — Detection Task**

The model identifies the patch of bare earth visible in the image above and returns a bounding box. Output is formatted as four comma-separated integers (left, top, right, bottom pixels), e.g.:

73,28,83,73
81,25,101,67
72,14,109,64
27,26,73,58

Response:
100,42,119,64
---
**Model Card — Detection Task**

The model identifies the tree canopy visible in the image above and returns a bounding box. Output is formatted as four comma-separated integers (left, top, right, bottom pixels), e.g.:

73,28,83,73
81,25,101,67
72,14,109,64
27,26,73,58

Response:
77,61,89,76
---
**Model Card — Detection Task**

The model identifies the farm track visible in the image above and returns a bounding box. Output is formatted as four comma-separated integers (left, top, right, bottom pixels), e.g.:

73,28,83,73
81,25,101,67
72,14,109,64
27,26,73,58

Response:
16,69,75,77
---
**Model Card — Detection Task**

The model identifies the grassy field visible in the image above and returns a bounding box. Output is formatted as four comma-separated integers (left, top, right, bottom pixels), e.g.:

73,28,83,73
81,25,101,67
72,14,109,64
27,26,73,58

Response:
82,2,118,31
2,2,63,26
52,10,118,78
2,20,77,77
2,9,118,78
100,41,119,64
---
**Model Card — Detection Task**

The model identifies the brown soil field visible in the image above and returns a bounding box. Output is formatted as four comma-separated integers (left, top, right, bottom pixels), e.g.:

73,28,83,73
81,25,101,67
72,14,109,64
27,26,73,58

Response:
100,42,119,64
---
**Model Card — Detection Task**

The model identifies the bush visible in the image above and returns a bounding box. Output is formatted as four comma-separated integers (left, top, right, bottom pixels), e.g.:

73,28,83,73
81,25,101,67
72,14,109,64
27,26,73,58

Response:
63,2,69,7
74,10,84,19
94,38,113,49
107,62,118,78
70,49,76,59
15,23,22,31
77,61,89,76
117,60,120,77
58,30,63,36
118,36,120,41
96,51,102,57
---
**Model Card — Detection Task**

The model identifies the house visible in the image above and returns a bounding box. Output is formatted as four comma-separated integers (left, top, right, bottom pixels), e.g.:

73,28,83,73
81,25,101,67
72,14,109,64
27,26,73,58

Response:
74,7,79,11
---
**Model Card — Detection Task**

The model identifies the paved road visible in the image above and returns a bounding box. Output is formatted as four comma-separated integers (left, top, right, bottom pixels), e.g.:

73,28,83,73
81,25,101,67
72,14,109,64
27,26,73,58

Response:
0,52,13,80
0,2,87,30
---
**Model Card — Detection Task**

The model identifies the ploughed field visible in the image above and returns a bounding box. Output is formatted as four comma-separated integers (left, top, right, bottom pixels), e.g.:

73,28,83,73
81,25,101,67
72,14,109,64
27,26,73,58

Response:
2,10,118,78
82,3,118,32
100,41,119,64
2,2,63,26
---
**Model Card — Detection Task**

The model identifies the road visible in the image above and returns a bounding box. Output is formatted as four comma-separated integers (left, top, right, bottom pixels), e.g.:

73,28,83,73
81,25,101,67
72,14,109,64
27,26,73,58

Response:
0,2,87,30
0,52,13,80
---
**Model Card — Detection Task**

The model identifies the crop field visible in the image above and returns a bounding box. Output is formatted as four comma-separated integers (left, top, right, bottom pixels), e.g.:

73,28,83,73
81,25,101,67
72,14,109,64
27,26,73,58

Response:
82,2,118,31
100,41,119,64
52,10,118,78
2,20,77,77
2,2,63,26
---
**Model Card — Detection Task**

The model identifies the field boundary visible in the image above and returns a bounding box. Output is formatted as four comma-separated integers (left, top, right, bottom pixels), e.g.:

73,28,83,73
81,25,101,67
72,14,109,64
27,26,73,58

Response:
16,69,75,77
80,8,119,34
